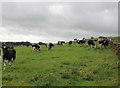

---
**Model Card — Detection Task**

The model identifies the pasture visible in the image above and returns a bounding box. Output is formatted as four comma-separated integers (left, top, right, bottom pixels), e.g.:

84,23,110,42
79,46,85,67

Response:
2,41,118,86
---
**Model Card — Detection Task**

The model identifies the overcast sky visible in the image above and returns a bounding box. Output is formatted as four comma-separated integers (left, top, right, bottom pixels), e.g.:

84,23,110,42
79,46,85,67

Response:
0,2,118,43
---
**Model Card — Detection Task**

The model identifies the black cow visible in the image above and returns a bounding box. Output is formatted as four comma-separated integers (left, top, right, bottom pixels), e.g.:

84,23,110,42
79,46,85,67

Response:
32,44,40,51
48,43,54,50
58,41,65,46
69,41,72,46
98,39,110,48
2,46,16,70
88,40,96,48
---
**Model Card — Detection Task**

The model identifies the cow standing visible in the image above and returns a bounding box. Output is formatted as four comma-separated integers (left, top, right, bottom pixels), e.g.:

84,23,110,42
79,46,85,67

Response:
32,44,40,52
88,40,96,48
2,46,16,70
77,39,86,46
98,39,110,48
57,41,65,46
48,43,54,50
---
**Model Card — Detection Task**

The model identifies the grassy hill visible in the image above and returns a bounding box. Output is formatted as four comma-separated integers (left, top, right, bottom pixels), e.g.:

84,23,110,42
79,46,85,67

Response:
2,40,119,86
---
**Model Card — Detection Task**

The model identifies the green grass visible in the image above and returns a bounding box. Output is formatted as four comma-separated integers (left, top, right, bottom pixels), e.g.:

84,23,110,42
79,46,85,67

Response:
2,41,119,86
108,36,120,42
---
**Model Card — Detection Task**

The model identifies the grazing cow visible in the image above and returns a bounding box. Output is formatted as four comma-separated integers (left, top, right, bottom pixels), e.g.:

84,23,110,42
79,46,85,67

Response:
48,43,54,50
98,39,110,48
2,46,16,70
69,41,72,46
77,39,86,46
58,41,65,46
32,44,40,52
88,40,96,48
76,38,86,46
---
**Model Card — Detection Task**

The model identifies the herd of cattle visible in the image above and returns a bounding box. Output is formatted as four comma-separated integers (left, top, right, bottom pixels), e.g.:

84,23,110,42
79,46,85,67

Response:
0,37,111,70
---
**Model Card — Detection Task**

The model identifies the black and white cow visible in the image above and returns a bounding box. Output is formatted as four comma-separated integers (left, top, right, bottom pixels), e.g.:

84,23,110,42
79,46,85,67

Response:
88,40,96,48
77,39,86,46
48,43,54,50
57,41,65,46
2,46,16,70
98,39,110,48
32,44,40,52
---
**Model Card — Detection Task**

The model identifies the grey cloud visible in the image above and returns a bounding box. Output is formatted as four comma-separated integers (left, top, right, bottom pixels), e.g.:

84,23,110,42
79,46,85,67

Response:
1,2,118,42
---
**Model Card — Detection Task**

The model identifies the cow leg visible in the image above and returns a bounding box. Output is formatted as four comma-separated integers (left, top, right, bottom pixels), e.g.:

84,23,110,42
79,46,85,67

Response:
32,48,33,52
88,44,91,48
3,60,8,71
79,44,81,47
8,61,12,69
99,44,102,48
48,47,50,50
3,62,6,71
81,43,83,46
32,47,35,52
11,58,15,68
82,43,84,46
12,62,15,69
77,44,80,47
101,45,104,48
33,48,35,52
50,46,52,50
49,46,52,50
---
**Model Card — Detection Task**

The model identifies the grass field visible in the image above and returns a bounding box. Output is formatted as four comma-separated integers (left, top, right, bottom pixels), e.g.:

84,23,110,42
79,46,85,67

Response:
2,40,119,86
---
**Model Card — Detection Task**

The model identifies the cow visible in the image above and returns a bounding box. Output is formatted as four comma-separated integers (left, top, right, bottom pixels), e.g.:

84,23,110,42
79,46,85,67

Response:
98,39,110,48
69,41,72,46
76,39,86,46
32,44,40,52
48,43,54,50
88,40,96,48
2,46,16,70
76,38,86,46
57,41,65,46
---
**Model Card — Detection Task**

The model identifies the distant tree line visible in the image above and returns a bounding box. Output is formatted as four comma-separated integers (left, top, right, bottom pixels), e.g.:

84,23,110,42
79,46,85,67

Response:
0,41,46,47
